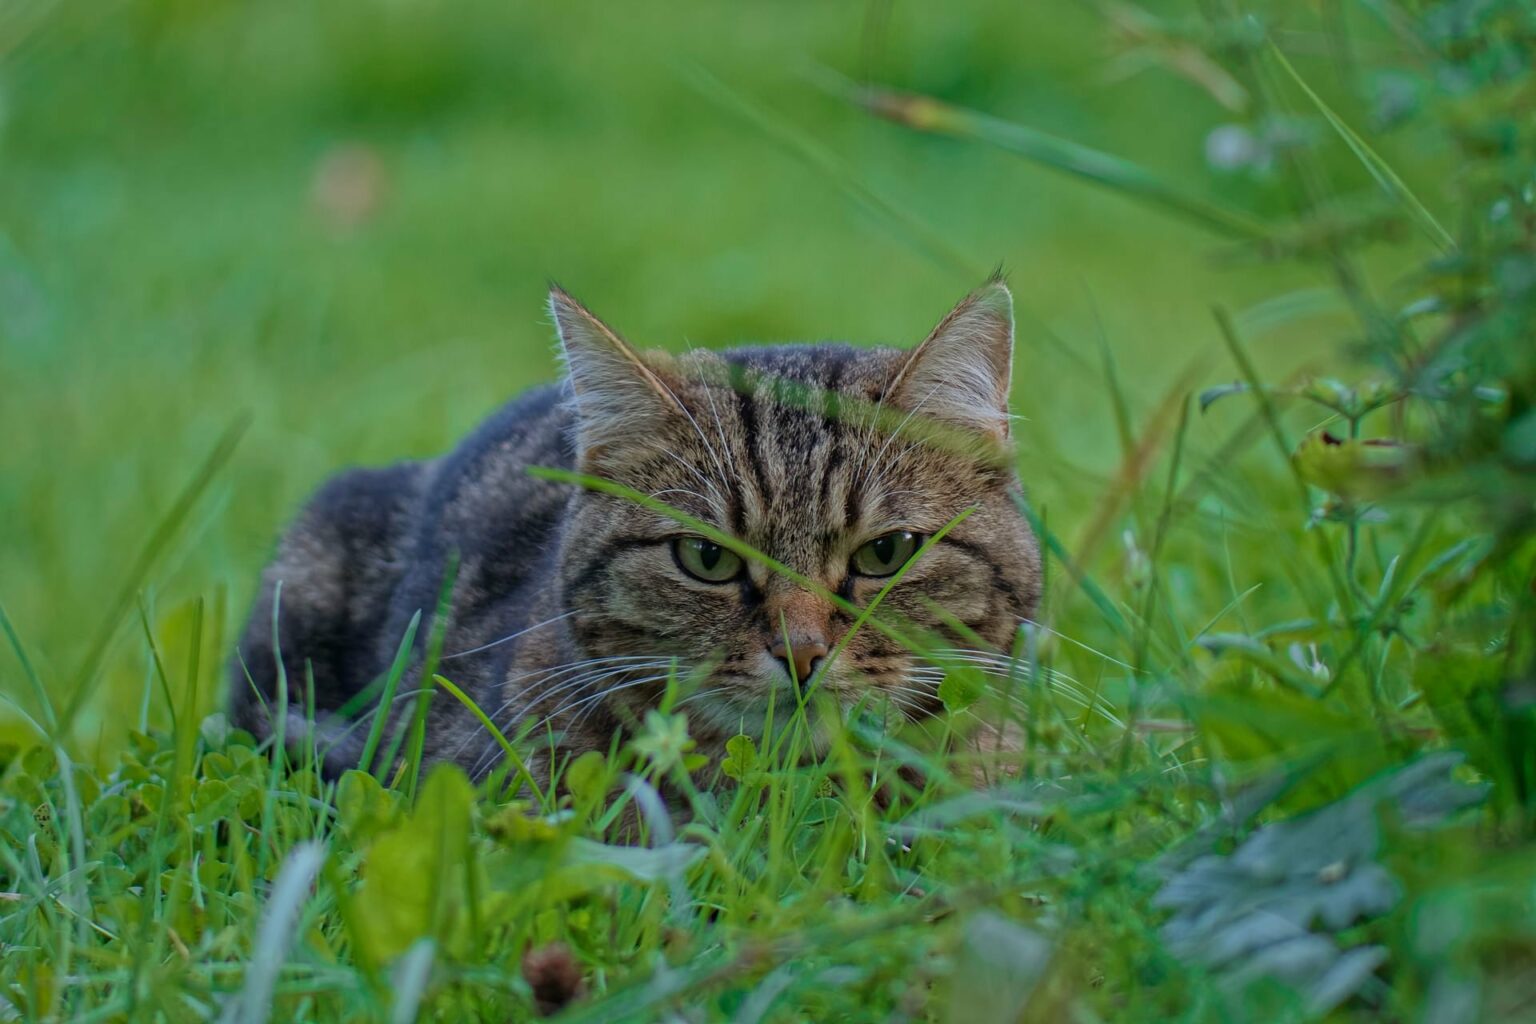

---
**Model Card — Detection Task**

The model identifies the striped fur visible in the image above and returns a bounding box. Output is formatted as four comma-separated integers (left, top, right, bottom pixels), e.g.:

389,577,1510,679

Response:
229,278,1041,781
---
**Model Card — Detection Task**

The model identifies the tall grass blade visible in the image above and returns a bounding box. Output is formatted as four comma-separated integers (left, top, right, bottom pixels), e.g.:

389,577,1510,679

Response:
680,62,983,279
358,611,421,778
390,939,437,1024
224,841,325,1024
432,673,545,804
394,555,458,801
58,415,250,738
135,596,179,734
0,601,56,732
1267,42,1455,254
849,84,1270,241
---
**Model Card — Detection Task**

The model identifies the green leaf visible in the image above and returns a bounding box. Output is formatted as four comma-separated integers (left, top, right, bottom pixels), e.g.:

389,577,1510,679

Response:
199,712,230,750
189,779,239,830
564,750,609,806
629,710,695,773
564,837,702,885
947,912,1053,1024
938,668,985,713
1292,431,1415,499
335,769,402,845
721,734,758,781
1197,633,1325,698
1198,381,1252,412
485,802,569,845
354,764,475,962
1157,755,1482,1011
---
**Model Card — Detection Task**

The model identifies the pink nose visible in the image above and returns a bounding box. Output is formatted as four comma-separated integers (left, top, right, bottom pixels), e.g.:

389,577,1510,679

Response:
769,638,829,682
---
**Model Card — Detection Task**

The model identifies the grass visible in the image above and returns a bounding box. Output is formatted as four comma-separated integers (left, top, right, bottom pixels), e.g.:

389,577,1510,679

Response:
3,0,1535,1020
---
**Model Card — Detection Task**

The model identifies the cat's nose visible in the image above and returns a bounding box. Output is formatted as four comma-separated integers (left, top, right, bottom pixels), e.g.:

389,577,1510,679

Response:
768,638,829,683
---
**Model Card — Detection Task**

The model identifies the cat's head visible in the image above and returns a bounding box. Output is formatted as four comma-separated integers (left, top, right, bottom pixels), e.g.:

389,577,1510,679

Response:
549,278,1040,741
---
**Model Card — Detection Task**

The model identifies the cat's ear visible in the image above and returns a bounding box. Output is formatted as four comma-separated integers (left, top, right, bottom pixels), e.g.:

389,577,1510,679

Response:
886,275,1014,439
549,286,686,464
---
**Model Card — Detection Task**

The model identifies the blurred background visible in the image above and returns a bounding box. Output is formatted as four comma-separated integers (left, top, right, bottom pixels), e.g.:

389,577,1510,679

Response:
0,1,1441,754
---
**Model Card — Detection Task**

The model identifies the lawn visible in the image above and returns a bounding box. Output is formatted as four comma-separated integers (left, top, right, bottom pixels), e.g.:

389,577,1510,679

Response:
1,1,1533,1021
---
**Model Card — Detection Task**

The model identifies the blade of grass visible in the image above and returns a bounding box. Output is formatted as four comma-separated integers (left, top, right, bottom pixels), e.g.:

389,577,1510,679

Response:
847,83,1271,241
173,597,205,800
1063,358,1200,607
227,841,325,1024
135,596,179,735
260,582,290,881
396,554,459,801
431,673,546,805
57,415,250,740
679,62,982,280
1211,306,1353,615
1015,496,1129,639
1267,41,1454,253
0,601,56,733
1119,394,1194,768
358,611,421,778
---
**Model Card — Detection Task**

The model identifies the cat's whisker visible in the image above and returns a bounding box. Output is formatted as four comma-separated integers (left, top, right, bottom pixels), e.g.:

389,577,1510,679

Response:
516,662,677,720
565,673,675,733
925,649,1049,677
517,656,677,692
453,659,679,769
650,486,715,510
977,681,1123,727
916,650,1120,723
933,654,1101,706
846,383,892,493
858,385,941,500
505,656,677,702
655,446,729,519
450,663,644,767
524,672,673,743
314,686,433,742
293,686,435,770
441,610,577,661
647,369,737,518
1020,618,1139,671
469,657,675,726
954,660,1097,703
877,684,936,723
516,665,676,737
681,354,741,505
673,689,715,711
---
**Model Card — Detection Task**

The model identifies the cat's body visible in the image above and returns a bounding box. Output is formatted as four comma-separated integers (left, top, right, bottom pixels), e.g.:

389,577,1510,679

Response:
230,280,1041,782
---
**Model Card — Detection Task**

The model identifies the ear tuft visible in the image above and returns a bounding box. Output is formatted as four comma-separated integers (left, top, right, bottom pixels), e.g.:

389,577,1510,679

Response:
886,277,1015,438
549,287,684,465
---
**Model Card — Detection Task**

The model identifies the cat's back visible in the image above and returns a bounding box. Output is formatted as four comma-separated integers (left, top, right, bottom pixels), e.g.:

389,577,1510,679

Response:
386,381,576,631
230,381,575,745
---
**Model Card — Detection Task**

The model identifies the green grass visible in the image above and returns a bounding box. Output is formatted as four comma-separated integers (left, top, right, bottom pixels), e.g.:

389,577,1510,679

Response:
3,0,1535,1020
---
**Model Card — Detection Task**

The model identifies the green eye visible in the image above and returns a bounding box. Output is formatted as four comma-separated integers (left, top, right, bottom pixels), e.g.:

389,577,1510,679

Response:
851,531,922,577
672,536,744,583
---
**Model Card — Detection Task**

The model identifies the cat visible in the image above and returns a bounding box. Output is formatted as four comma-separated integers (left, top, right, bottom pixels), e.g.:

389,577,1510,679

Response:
228,276,1042,785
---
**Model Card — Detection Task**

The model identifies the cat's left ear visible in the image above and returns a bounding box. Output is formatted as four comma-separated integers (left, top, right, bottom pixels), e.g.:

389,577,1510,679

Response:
549,286,686,465
887,275,1014,439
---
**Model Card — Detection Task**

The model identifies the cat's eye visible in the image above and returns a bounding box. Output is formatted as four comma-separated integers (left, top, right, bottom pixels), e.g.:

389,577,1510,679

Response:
672,536,744,583
851,531,922,577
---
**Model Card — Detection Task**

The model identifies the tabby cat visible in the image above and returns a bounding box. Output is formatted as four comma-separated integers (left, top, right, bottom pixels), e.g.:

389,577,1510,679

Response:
229,277,1041,783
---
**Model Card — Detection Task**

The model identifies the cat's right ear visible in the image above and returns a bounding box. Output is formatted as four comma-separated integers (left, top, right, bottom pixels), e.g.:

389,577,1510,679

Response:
549,286,686,466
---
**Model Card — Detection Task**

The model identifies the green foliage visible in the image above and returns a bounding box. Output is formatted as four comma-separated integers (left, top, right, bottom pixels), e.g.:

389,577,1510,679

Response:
3,0,1535,1021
